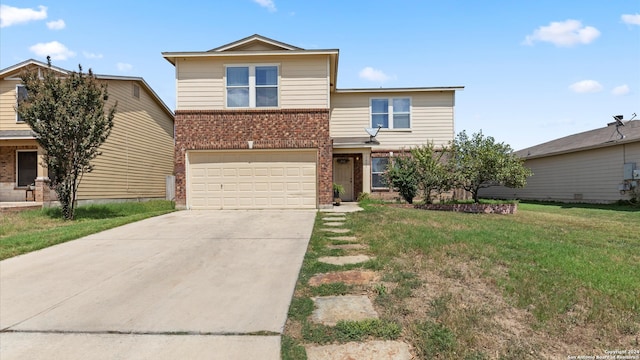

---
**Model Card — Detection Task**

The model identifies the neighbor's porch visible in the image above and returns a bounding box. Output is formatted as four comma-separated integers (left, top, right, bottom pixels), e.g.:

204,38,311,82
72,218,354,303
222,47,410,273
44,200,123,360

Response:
0,137,52,204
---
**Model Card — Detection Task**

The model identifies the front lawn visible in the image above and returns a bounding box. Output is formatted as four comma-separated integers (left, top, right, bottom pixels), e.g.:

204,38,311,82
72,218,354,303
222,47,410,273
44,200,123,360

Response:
284,201,639,359
0,200,176,260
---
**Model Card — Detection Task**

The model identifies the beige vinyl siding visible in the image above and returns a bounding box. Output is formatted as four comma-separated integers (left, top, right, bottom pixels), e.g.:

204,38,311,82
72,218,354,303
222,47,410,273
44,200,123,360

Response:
76,80,174,200
0,79,31,131
330,91,454,149
176,59,225,109
174,55,329,110
479,143,640,203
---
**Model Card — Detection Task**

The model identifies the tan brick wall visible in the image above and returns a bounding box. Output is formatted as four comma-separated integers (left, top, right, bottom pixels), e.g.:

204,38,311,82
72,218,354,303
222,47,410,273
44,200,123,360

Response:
0,145,37,182
174,109,332,207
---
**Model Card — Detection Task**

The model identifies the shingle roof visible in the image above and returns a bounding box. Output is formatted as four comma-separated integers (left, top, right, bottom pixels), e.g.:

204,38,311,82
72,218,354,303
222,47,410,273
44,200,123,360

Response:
517,120,640,159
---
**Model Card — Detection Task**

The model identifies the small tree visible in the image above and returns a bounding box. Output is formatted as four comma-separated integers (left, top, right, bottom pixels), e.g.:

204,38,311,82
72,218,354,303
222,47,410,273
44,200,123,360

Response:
384,152,418,204
17,57,116,220
411,143,453,204
451,130,532,203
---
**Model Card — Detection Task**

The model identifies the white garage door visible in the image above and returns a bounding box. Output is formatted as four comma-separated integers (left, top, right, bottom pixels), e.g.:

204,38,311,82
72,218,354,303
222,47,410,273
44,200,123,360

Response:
188,150,317,209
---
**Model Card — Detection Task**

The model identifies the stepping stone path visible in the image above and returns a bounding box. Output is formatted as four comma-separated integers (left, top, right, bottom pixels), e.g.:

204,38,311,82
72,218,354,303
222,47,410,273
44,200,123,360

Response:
304,204,412,359
311,295,378,326
306,340,412,360
309,269,379,286
318,255,371,266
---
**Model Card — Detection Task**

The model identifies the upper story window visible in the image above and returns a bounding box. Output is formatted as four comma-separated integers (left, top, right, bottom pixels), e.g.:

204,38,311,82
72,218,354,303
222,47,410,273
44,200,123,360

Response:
16,85,27,123
133,84,140,99
226,65,278,108
371,97,411,129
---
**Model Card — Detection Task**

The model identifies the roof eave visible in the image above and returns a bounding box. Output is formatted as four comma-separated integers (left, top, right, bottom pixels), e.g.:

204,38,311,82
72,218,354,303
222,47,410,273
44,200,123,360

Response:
162,49,340,64
335,86,464,93
520,137,640,160
0,59,69,78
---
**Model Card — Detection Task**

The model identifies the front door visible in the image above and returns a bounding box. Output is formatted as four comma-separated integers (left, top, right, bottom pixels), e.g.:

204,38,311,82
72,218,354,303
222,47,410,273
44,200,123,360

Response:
333,157,354,201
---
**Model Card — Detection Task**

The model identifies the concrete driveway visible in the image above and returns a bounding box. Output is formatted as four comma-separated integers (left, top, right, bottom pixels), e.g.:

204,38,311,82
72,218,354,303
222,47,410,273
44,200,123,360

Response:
0,210,316,359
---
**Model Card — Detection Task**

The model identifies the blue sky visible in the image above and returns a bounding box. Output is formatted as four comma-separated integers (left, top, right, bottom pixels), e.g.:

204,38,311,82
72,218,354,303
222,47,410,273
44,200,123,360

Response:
1,1,638,150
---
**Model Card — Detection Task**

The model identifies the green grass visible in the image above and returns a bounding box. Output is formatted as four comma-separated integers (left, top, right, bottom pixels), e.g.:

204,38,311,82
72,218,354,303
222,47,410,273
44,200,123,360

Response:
302,319,401,344
284,200,639,357
0,200,175,260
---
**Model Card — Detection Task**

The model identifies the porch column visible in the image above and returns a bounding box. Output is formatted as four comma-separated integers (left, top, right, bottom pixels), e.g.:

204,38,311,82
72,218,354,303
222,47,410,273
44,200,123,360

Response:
34,146,51,202
362,152,371,194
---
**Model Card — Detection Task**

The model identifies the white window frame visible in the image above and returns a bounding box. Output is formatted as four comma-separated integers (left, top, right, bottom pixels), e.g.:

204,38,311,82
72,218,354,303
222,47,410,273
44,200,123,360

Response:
371,157,390,189
16,150,38,188
225,64,279,108
370,97,412,129
16,85,27,123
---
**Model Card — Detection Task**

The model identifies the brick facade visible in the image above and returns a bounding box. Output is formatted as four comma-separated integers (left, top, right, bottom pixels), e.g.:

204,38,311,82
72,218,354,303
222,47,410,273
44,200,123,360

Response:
174,108,332,208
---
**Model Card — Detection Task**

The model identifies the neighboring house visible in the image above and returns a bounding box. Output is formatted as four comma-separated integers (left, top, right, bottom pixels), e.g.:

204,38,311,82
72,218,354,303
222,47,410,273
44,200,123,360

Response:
0,59,175,204
479,120,640,203
162,34,463,209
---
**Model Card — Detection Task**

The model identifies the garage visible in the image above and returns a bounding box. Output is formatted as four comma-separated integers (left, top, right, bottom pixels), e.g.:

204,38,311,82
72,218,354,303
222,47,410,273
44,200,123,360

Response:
187,150,317,209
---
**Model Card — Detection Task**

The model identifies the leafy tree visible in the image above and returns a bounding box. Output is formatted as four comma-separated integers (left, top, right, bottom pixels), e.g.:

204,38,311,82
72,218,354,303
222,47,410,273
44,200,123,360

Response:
450,130,532,203
384,152,418,204
17,57,116,220
411,143,453,204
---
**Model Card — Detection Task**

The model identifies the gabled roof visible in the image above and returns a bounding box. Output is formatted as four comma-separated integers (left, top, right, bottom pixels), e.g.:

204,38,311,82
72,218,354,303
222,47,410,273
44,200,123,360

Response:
162,34,338,63
208,34,303,52
517,120,640,159
0,59,173,119
162,34,340,91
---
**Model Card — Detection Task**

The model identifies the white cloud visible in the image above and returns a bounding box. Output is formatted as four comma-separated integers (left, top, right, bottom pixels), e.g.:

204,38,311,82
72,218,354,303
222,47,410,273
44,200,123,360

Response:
29,41,76,60
569,80,603,93
359,67,393,83
46,19,65,30
621,14,640,25
117,62,133,72
253,0,276,12
0,4,47,28
612,84,630,96
523,19,600,47
83,51,103,59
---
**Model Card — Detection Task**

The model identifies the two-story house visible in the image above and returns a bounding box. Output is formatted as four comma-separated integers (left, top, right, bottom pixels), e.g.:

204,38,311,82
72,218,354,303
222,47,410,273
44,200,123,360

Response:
163,34,463,209
0,59,175,204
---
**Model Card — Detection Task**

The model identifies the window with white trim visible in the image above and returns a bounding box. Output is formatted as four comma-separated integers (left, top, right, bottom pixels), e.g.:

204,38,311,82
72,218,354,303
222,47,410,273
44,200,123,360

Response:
370,97,411,129
16,150,37,188
226,65,278,108
16,85,27,123
371,157,389,189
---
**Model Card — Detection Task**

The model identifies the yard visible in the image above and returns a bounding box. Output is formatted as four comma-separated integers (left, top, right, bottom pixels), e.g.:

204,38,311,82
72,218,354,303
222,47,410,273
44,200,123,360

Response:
284,201,640,359
0,200,176,260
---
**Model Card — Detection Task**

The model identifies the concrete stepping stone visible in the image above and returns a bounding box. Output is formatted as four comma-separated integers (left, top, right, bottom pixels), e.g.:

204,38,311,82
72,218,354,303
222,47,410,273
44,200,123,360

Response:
318,255,372,265
322,228,350,233
309,270,379,286
306,340,412,360
322,218,347,222
326,243,368,250
311,295,378,326
323,222,345,227
323,213,346,218
328,236,358,242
